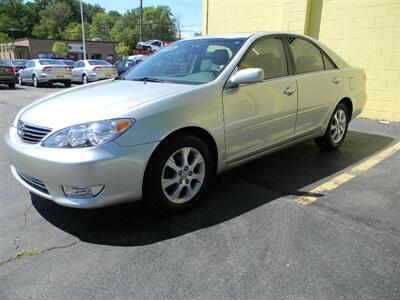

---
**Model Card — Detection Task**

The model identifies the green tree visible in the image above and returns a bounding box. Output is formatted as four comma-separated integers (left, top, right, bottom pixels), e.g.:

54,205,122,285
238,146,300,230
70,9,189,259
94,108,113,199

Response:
32,2,73,39
89,12,115,41
63,22,89,40
52,41,68,57
115,42,129,58
0,32,10,43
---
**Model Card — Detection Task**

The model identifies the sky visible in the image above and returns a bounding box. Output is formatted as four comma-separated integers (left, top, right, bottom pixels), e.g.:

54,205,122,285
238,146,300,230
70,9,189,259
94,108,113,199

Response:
84,0,202,38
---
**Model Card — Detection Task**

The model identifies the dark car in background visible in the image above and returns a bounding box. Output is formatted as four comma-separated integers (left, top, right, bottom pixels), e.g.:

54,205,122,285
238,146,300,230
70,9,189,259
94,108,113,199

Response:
0,59,16,89
8,59,28,82
114,59,142,75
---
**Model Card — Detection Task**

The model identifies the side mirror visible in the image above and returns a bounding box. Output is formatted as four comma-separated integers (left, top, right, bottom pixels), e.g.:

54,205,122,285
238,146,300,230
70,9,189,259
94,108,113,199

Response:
228,68,264,87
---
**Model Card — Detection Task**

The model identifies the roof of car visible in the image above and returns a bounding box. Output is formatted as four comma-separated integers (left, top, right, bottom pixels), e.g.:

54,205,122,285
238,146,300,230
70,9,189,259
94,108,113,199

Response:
189,31,312,40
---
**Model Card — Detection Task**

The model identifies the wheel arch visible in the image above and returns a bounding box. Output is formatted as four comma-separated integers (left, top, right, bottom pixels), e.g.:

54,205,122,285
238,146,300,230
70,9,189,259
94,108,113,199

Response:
146,126,219,176
338,97,353,119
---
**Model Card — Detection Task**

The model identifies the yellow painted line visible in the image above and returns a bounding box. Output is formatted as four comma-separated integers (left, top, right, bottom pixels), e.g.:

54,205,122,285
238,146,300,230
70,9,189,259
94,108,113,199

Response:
295,141,400,205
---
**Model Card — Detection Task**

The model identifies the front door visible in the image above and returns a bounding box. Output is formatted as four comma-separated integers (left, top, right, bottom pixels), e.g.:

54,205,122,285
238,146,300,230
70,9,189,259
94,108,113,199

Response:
223,36,298,164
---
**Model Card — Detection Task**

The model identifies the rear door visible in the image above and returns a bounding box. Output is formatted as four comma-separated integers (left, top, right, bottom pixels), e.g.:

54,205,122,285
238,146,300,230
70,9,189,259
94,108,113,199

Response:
24,61,34,82
72,61,83,81
286,36,343,136
223,36,298,163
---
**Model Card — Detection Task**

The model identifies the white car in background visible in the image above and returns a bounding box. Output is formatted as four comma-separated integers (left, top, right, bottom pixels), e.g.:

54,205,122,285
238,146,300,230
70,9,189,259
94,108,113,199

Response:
136,39,164,51
71,60,118,84
18,59,72,87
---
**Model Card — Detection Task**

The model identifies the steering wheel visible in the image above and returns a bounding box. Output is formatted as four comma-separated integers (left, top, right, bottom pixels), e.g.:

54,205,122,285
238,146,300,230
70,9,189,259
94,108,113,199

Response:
209,68,221,77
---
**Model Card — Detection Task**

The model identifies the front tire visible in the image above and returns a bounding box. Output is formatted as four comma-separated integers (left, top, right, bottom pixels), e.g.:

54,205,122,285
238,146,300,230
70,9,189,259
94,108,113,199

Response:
143,135,214,214
315,103,349,150
18,75,23,85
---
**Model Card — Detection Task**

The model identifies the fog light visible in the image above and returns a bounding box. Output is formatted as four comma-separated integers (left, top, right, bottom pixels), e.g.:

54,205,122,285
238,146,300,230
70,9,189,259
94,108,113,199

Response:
62,185,104,199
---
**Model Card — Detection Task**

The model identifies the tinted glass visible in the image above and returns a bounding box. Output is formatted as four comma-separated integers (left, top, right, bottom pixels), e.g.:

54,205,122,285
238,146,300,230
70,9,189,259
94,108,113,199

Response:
323,54,335,70
124,38,246,85
287,37,324,74
239,37,288,80
0,59,12,66
12,60,27,66
39,59,64,65
88,60,111,66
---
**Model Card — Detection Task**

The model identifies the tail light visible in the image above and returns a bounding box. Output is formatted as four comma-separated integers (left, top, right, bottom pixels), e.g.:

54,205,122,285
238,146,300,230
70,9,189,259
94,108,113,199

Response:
5,67,15,73
92,67,101,72
65,66,71,71
364,73,366,81
41,67,51,73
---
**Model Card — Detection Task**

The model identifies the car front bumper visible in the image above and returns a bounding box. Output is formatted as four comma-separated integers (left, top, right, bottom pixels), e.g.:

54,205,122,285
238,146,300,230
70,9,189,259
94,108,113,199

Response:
5,128,158,208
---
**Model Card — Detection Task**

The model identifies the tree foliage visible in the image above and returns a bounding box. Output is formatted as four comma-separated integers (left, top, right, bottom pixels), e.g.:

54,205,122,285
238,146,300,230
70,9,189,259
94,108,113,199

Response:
115,42,129,57
52,41,68,57
0,0,178,52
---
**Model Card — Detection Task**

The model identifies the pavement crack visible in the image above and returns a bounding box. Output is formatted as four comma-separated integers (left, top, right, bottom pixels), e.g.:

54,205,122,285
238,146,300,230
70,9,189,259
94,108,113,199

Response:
14,204,33,250
0,240,80,267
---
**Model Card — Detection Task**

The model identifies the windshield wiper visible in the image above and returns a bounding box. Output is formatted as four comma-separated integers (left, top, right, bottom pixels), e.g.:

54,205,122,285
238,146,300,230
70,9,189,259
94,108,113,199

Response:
130,77,165,83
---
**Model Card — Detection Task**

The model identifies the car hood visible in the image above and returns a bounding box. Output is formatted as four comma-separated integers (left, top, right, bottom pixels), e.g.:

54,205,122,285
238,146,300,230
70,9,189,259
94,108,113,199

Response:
19,80,193,130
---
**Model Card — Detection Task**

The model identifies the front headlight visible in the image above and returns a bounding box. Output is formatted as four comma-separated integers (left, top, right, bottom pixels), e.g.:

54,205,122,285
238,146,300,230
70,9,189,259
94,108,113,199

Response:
42,119,134,148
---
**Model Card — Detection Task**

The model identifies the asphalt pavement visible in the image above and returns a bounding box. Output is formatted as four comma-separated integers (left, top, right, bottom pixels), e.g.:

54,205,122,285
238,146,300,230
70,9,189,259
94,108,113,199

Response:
0,84,399,299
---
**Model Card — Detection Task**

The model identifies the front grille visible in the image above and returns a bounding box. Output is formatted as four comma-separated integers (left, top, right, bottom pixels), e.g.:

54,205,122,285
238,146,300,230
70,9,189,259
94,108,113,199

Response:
17,171,49,195
17,121,52,144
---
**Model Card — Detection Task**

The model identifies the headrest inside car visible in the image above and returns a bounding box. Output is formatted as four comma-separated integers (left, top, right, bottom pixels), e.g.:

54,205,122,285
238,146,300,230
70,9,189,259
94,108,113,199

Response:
212,49,230,66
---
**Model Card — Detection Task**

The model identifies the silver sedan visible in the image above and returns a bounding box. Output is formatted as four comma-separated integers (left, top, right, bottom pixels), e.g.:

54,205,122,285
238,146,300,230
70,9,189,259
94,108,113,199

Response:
71,60,118,84
5,32,366,213
18,59,72,87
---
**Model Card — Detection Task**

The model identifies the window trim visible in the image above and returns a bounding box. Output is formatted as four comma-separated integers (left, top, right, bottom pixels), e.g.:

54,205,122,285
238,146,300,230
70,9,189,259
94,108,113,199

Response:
236,34,291,82
283,35,338,75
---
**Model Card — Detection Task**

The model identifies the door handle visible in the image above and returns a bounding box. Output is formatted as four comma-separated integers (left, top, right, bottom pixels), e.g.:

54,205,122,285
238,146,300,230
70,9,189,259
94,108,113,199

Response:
332,77,341,84
283,86,296,95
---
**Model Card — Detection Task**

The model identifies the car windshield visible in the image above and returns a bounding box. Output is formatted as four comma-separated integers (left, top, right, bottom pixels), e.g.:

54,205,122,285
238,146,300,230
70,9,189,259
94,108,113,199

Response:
124,38,246,85
12,60,27,66
0,59,12,66
39,59,65,65
88,60,111,66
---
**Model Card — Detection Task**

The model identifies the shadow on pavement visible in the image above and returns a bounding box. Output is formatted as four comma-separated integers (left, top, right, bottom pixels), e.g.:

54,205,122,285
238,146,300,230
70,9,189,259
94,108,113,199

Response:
32,131,394,246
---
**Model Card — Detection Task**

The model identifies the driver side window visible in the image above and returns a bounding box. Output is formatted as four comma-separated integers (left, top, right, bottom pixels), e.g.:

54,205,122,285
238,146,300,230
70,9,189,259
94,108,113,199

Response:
238,37,288,80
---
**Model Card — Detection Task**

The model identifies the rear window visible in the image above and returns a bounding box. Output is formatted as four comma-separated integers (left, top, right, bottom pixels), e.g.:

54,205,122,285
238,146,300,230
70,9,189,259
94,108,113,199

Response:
88,60,111,66
12,60,27,66
0,59,12,66
39,60,65,65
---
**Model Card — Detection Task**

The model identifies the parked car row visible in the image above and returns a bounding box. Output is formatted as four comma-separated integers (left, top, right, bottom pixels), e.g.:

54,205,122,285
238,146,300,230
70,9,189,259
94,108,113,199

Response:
0,57,146,88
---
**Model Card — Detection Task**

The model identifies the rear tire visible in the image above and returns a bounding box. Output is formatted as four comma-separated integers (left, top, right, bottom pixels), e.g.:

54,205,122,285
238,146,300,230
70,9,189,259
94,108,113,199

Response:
315,103,349,150
8,82,15,89
64,80,71,87
33,75,40,88
82,74,88,84
18,75,23,85
143,135,214,214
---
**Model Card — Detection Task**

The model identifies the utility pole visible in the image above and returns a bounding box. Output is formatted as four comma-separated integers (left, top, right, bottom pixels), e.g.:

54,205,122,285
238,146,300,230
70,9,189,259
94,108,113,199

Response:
139,0,143,42
80,0,87,60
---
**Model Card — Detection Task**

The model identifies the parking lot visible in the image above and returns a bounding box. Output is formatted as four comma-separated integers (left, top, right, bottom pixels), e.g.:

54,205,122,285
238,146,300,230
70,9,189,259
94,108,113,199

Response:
0,84,399,299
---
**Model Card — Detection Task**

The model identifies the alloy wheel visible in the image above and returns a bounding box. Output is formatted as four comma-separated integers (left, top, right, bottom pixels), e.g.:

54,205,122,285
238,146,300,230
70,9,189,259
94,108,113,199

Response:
161,147,206,204
330,109,347,143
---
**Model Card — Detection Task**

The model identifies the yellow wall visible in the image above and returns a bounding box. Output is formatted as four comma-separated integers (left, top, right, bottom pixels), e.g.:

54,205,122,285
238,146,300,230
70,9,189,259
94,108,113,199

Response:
202,0,400,122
